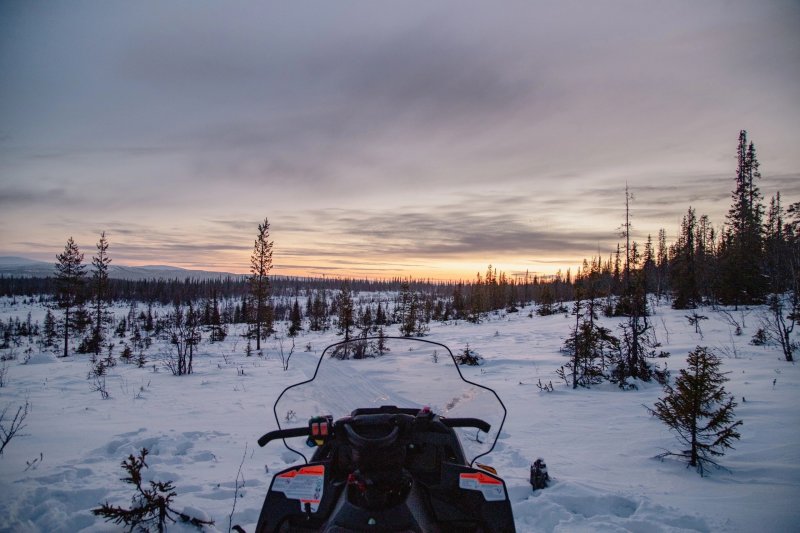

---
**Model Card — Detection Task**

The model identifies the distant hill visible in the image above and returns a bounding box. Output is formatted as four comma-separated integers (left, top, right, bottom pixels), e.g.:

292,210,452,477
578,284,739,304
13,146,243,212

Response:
0,256,245,281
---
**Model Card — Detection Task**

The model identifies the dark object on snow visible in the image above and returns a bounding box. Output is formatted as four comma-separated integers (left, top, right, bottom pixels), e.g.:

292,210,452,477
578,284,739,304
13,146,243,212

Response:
255,337,516,532
530,458,549,490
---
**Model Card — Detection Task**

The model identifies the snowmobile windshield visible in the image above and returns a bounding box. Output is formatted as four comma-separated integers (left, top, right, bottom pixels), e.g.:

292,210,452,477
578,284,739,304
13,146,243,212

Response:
273,337,506,465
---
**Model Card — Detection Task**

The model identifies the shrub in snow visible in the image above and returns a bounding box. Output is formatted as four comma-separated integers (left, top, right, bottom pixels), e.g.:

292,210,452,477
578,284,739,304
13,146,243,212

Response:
758,295,797,362
0,400,29,456
92,448,213,531
611,314,670,388
559,300,618,388
750,328,768,346
455,344,482,366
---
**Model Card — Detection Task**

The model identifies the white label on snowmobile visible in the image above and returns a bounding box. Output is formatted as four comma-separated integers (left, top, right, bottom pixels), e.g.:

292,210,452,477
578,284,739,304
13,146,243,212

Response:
459,472,507,502
273,465,325,512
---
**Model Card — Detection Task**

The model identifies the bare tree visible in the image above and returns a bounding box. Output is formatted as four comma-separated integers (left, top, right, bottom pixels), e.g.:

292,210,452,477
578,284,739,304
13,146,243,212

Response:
275,332,295,372
685,312,708,338
0,400,29,456
760,294,797,362
164,303,201,375
715,308,744,337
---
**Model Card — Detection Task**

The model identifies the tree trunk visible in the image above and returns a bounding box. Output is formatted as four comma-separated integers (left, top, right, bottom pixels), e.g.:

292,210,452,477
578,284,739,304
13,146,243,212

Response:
255,305,262,350
63,307,70,358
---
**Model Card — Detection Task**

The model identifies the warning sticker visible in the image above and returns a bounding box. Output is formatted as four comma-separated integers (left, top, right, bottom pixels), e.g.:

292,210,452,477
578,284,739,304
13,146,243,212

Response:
459,472,507,502
272,465,325,512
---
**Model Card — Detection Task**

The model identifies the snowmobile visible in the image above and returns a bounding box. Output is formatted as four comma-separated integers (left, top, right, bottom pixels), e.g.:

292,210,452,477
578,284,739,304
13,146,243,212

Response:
255,337,516,532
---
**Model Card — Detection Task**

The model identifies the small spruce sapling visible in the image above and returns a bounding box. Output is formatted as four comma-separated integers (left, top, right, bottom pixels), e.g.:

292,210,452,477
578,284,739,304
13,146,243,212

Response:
648,346,742,476
455,343,482,366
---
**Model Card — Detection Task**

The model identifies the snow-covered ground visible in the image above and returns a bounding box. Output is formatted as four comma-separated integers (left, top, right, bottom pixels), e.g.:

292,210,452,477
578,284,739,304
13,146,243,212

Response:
0,297,797,532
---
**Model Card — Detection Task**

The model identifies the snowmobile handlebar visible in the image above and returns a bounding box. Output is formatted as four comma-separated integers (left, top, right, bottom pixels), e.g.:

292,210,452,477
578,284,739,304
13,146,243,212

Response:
258,414,491,448
258,427,310,447
440,417,491,433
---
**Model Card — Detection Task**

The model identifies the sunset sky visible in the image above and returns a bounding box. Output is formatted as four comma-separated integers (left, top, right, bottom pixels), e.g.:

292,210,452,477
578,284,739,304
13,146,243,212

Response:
1,1,799,281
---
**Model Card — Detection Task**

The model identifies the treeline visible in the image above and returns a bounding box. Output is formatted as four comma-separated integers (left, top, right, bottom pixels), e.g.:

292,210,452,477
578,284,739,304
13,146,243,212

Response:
0,267,572,328
0,274,454,304
559,130,799,390
1,130,797,362
570,131,799,310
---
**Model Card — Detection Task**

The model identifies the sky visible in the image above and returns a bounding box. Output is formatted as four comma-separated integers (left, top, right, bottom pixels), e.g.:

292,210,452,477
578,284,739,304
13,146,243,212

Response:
1,1,799,281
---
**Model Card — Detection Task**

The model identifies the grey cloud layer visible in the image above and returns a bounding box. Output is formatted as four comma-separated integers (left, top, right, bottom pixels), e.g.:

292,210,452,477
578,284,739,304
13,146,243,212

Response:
280,199,613,261
1,1,798,273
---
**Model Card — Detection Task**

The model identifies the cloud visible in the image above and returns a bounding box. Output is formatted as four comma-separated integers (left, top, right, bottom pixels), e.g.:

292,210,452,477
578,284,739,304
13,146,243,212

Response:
1,1,798,278
0,187,46,207
282,198,613,262
0,185,75,209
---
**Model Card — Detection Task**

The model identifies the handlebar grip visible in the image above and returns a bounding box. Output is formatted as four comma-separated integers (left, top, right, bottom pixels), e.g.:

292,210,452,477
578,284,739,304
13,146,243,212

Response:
441,417,491,433
258,426,311,447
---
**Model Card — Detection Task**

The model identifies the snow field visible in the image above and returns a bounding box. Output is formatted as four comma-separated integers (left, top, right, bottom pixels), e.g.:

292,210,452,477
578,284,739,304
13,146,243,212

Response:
0,298,798,532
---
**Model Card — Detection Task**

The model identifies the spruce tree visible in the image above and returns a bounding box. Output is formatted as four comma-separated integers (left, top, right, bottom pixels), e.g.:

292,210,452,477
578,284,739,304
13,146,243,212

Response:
695,214,716,303
398,282,419,337
360,304,373,334
467,273,485,322
42,308,57,349
536,284,555,316
650,346,742,476
785,203,799,348
185,301,200,373
309,291,328,332
670,208,700,309
718,130,766,305
288,298,302,337
90,232,111,356
560,296,618,388
335,284,354,341
375,302,386,327
209,290,226,342
55,237,86,357
642,234,657,295
611,244,665,387
656,228,669,300
764,192,790,293
249,218,273,350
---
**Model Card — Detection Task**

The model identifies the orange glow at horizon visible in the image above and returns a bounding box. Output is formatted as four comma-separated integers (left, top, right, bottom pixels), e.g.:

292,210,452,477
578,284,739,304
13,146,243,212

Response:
118,254,582,283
